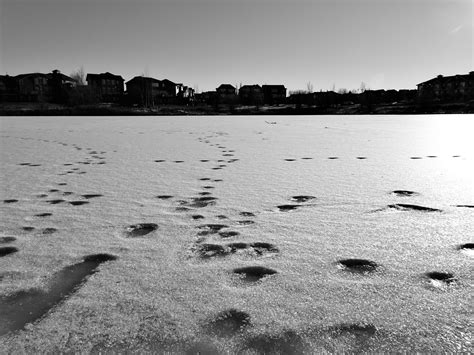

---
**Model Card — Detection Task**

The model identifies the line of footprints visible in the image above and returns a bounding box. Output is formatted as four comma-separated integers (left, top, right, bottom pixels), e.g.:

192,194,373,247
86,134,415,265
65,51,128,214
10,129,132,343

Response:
125,133,472,349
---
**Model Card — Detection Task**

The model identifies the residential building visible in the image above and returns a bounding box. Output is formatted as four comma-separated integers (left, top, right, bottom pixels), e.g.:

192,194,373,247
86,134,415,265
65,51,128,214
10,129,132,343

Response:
239,85,263,105
86,72,124,102
417,72,474,103
15,73,51,102
126,76,163,107
216,84,238,104
262,85,287,105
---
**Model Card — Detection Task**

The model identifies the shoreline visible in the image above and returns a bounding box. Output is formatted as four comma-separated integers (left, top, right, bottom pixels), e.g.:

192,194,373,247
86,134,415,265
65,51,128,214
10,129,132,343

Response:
1,101,472,116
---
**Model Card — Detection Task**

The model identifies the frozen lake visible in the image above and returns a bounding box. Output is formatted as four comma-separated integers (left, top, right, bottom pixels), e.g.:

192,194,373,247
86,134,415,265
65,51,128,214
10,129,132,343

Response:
1,115,473,353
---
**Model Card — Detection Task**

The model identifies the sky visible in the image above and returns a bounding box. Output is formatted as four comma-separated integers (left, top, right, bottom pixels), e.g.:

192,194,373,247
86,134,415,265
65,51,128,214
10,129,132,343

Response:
0,0,472,93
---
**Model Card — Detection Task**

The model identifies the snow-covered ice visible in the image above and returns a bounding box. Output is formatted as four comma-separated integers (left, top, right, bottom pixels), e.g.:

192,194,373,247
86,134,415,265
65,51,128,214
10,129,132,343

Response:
0,115,473,352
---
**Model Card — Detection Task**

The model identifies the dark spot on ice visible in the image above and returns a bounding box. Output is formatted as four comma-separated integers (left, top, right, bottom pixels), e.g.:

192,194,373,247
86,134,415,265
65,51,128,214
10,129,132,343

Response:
188,196,218,208
391,190,418,197
173,160,184,163
0,247,19,257
233,266,277,283
388,204,441,212
83,253,117,263
192,214,205,220
57,183,67,186
250,242,279,255
36,194,48,198
82,194,103,199
284,159,296,161
452,155,460,158
213,179,223,182
48,189,59,193
3,199,18,204
219,231,240,238
0,237,16,244
328,156,339,160
47,199,64,205
301,157,313,160
356,156,367,159
212,167,222,170
125,223,158,237
240,212,255,217
277,204,301,211
228,242,249,251
0,253,117,336
35,213,52,217
426,271,456,284
197,244,229,258
18,163,31,166
216,215,228,219
199,178,211,181
290,195,315,203
202,186,214,189
205,309,251,337
198,192,212,196
69,201,89,206
455,205,474,208
338,259,378,273
200,160,209,162
22,227,35,232
426,155,437,158
237,220,255,225
457,243,474,250
156,195,173,200
410,156,422,159
240,330,308,355
42,228,57,235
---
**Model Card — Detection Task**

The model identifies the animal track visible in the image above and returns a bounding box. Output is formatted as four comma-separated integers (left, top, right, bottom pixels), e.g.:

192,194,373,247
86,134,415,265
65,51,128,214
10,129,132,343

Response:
277,204,301,211
337,259,379,273
233,266,277,283
204,309,251,337
290,195,315,203
35,213,52,217
0,247,18,257
426,271,457,285
391,190,418,197
0,237,17,244
125,223,158,237
387,204,441,212
69,201,89,206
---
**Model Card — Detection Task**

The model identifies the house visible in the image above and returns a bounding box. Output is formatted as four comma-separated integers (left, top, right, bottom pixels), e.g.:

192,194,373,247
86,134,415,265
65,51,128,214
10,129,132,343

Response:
15,73,51,102
239,85,263,105
86,72,124,102
14,70,76,102
262,85,286,105
417,72,474,103
159,79,180,103
178,85,195,103
125,76,163,107
216,84,238,104
0,75,19,102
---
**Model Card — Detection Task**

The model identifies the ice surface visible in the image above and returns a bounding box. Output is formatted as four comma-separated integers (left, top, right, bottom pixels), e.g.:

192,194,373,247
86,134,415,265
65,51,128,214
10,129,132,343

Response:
0,115,473,352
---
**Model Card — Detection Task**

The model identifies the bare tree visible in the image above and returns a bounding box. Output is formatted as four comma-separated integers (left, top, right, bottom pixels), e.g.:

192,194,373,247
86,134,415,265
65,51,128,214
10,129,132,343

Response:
306,81,314,93
70,66,86,85
359,82,367,93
